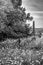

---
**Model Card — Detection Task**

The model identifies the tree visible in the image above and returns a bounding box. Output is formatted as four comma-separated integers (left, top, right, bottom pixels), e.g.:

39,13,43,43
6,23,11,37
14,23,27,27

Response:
0,0,33,41
26,13,33,21
11,0,22,8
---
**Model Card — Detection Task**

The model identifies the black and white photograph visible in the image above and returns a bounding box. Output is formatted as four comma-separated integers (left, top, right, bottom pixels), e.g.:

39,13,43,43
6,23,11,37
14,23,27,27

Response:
0,0,43,65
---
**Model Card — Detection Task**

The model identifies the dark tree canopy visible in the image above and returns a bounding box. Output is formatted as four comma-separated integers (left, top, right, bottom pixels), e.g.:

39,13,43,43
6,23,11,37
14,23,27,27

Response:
0,0,33,41
11,0,22,8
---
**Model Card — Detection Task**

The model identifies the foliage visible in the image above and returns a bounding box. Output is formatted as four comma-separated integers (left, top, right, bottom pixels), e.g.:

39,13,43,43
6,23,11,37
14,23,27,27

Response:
0,0,33,40
21,61,31,65
0,37,43,65
11,0,22,8
26,13,33,21
0,39,43,65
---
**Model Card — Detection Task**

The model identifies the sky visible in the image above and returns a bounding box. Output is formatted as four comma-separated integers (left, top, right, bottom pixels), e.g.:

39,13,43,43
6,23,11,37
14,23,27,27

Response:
22,0,43,28
0,0,43,28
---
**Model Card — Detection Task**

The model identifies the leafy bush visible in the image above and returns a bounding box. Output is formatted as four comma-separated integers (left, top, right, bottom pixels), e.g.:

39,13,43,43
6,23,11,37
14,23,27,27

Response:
21,61,31,65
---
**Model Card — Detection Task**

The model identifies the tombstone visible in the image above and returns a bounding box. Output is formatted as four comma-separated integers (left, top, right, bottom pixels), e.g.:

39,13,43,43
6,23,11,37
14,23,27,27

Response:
33,21,35,36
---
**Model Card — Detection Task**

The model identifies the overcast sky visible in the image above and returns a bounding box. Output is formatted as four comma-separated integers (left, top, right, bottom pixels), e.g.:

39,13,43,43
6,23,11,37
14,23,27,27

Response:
0,0,43,28
22,0,43,28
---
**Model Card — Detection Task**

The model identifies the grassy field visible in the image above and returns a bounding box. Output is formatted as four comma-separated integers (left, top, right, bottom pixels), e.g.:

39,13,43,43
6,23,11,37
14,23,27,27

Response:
0,37,43,65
